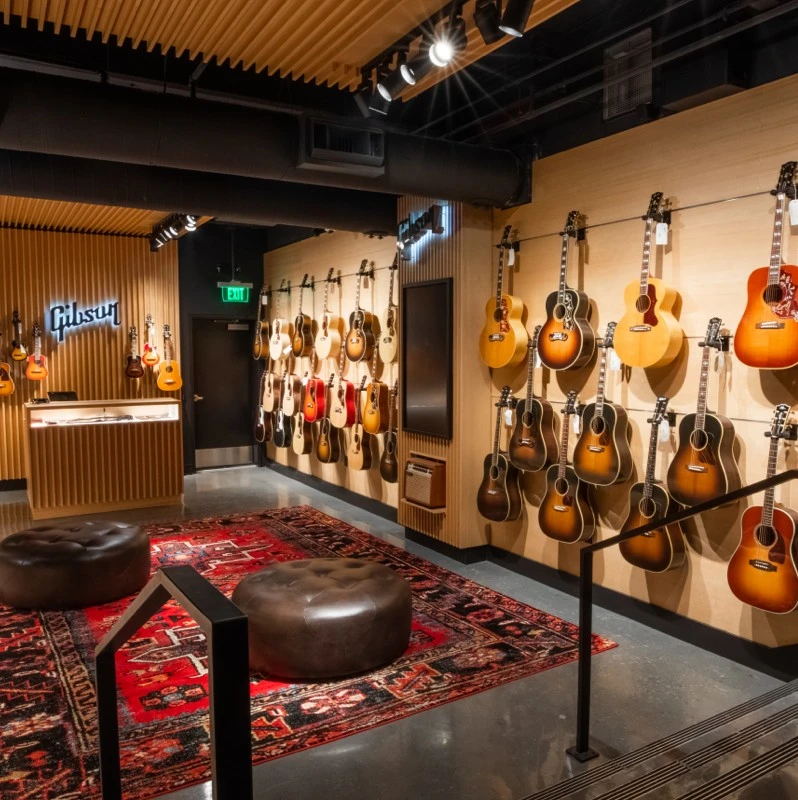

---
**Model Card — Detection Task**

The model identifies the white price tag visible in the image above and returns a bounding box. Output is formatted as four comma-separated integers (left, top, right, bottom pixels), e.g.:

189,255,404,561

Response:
715,352,725,371
282,345,292,356
504,408,513,426
572,413,581,435
262,293,268,306
301,374,309,387
659,420,671,443
609,350,622,371
655,222,669,246
534,351,542,368
508,247,516,267
790,199,798,226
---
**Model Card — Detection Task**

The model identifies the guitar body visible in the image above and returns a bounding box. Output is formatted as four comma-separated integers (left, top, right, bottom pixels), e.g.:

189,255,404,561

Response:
156,361,182,392
282,375,302,417
10,343,27,362
316,419,341,463
508,397,558,473
142,346,160,367
253,321,269,360
538,464,594,543
734,266,798,369
0,361,15,396
125,355,145,379
477,452,522,522
315,312,342,360
25,354,48,381
292,314,313,358
273,409,293,449
291,412,313,455
303,377,327,423
380,431,398,482
538,288,595,370
613,278,683,368
347,424,373,470
255,408,268,444
380,306,399,364
667,412,741,507
619,483,685,572
363,382,389,434
330,380,356,428
478,294,527,369
728,505,798,614
345,310,376,363
573,402,633,486
269,319,292,361
263,373,282,413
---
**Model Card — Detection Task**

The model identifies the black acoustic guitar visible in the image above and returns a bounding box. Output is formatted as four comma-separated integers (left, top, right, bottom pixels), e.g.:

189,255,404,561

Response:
379,381,399,483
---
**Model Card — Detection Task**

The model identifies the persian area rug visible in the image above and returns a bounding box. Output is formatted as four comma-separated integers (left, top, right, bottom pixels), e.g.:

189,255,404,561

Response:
0,506,616,799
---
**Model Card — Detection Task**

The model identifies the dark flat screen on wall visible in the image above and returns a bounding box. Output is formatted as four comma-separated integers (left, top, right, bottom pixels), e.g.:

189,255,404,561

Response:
401,278,453,439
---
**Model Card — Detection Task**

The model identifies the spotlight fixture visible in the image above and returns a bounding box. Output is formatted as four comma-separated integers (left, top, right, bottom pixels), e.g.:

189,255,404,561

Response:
368,86,391,116
376,65,409,102
399,53,431,86
499,0,535,38
429,14,467,67
474,0,505,45
149,212,199,253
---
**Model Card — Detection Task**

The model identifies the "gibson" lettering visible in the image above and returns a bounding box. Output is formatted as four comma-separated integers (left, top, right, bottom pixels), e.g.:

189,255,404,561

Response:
49,301,121,342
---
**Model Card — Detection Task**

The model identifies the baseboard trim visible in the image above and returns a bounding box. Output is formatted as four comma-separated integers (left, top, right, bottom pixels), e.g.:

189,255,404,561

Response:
263,459,397,523
405,528,490,564
0,479,26,492
486,547,798,681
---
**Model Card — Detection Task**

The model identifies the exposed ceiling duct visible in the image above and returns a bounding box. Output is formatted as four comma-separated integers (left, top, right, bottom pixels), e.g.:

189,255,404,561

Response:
0,70,526,207
0,150,398,234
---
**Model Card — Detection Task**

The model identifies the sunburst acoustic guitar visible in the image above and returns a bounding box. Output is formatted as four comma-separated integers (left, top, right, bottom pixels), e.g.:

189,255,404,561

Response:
292,274,313,358
348,376,373,471
253,284,271,360
25,324,48,381
345,260,376,363
0,330,14,397
316,374,341,464
379,381,399,483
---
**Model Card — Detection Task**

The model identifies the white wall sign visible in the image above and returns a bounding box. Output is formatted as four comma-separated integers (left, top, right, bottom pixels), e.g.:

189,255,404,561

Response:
49,300,121,342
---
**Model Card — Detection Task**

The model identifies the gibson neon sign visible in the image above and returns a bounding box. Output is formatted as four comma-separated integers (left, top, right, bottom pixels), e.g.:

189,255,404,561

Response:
397,203,446,260
49,300,121,342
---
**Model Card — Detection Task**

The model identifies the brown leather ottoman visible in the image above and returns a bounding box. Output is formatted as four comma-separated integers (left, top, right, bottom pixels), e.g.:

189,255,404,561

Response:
0,522,150,610
232,558,412,680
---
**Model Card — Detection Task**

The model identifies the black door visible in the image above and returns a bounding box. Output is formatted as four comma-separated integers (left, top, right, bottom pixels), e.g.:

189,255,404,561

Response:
192,318,254,468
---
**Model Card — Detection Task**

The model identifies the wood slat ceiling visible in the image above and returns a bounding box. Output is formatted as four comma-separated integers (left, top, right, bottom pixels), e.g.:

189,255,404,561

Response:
2,0,579,93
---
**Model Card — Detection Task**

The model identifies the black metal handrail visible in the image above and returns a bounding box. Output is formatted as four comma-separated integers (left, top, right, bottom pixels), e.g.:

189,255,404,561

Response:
567,468,798,763
95,566,252,799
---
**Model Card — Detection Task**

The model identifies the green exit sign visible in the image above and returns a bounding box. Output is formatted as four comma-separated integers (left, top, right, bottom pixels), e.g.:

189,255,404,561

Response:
221,285,250,303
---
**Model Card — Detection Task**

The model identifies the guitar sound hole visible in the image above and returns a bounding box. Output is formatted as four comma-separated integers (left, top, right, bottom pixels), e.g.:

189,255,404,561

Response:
635,294,651,313
589,416,605,436
689,429,709,451
553,303,567,321
490,465,501,481
521,410,536,428
493,308,504,323
754,524,777,547
554,478,569,496
638,497,657,519
763,284,784,304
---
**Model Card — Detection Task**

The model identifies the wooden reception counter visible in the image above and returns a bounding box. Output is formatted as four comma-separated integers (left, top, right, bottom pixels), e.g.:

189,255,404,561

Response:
24,398,183,520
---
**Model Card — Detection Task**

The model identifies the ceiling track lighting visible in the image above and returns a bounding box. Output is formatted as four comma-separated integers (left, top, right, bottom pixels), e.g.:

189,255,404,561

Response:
499,0,536,38
429,13,467,68
149,213,199,253
474,0,505,45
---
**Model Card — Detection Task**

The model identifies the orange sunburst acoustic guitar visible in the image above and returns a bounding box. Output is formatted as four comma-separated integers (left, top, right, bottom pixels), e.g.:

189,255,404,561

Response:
25,324,48,381
253,284,271,360
735,161,798,369
142,313,160,368
728,404,798,614
156,324,182,392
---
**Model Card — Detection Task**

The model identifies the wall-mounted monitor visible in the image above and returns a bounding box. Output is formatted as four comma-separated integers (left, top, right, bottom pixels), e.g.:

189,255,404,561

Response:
401,278,453,440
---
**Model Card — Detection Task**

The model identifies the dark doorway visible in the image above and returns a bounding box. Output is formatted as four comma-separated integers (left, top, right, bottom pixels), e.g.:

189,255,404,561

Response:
192,317,254,469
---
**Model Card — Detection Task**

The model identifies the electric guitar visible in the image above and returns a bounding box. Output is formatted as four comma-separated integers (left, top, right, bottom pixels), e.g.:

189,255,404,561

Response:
509,325,558,472
0,331,15,397
573,322,633,486
292,403,313,456
262,358,281,413
477,386,523,522
291,274,313,358
316,374,340,463
254,371,271,444
269,279,292,362
478,225,527,369
315,268,342,360
667,317,741,506
303,357,327,424
363,349,389,434
124,326,145,379
538,211,595,371
735,161,798,369
348,376,373,471
379,381,399,483
142,314,160,367
282,365,302,417
619,397,686,572
156,325,182,392
728,404,798,614
345,260,376,363
253,284,271,360
379,257,399,364
10,311,27,362
330,348,356,428
25,324,48,381
613,192,683,369
539,391,595,543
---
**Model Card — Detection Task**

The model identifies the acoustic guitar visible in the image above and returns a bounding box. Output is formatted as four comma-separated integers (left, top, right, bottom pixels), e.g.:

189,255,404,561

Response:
0,330,15,397
363,349,389,434
25,324,48,381
380,381,399,483
254,371,272,445
734,162,798,369
292,274,314,358
379,257,399,364
316,374,341,464
667,317,741,507
10,311,27,362
478,225,527,369
477,386,523,522
330,349,356,429
619,397,686,572
538,211,595,371
142,314,160,367
728,404,798,614
573,322,633,486
613,192,683,369
509,325,557,472
348,376,373,471
269,279,292,362
539,390,595,543
253,284,271,360
282,366,302,418
291,405,313,456
156,325,182,392
124,326,145,379
345,260,376,363
303,358,327,424
315,268,342,360
262,358,282,413
273,404,293,449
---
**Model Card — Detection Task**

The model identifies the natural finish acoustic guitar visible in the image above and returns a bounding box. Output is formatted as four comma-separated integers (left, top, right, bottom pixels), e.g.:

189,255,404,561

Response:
316,374,341,464
380,381,399,483
379,257,399,364
156,325,182,392
478,225,527,369
254,370,272,445
734,161,798,370
142,313,160,367
253,284,270,360
538,211,595,371
269,280,292,362
330,349,356,429
667,317,741,507
124,326,145,379
292,274,313,358
291,406,313,455
0,330,14,397
477,386,523,522
539,390,595,544
728,404,798,614
315,268,342,360
348,376,373,471
25,323,48,381
508,325,557,472
573,322,633,486
619,397,686,573
281,366,302,418
345,260,376,363
262,358,281,413
613,192,683,369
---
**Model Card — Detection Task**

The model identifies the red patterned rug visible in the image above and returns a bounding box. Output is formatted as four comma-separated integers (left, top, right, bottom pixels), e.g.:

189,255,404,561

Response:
0,506,616,799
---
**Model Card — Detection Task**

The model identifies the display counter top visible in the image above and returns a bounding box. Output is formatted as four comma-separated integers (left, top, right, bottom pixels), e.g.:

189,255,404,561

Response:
25,398,180,428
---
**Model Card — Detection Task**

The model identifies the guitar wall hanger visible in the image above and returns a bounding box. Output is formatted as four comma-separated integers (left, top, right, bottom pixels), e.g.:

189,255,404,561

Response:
766,422,798,441
325,271,342,286
496,238,521,253
299,274,315,292
278,281,292,294
698,332,732,352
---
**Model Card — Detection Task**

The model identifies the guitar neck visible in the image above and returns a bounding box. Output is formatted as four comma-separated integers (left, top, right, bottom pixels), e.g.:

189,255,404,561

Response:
639,218,654,296
494,246,505,310
355,275,362,311
558,234,569,302
643,422,660,499
558,413,571,480
695,345,712,430
525,343,536,408
594,348,608,418
491,405,502,467
769,192,786,285
762,434,781,526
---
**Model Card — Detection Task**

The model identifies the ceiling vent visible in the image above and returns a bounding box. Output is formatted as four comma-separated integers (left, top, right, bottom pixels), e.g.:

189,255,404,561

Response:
603,28,653,120
297,118,385,177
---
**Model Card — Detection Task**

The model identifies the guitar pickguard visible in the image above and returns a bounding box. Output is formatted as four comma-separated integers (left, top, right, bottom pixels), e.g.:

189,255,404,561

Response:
499,297,510,334
562,294,575,331
773,271,798,321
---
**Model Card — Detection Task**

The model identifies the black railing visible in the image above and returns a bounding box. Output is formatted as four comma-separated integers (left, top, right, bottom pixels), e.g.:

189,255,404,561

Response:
95,566,253,799
566,468,798,763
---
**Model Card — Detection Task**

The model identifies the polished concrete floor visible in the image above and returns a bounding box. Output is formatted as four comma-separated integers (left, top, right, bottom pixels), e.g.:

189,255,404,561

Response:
0,466,783,800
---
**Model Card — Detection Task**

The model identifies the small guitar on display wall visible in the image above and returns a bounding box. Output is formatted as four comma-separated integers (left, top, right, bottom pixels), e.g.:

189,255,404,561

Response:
124,326,145,379
253,284,271,361
10,311,27,362
156,325,182,392
315,268,342,360
379,256,399,364
142,314,160,367
25,324,48,381
379,381,399,483
0,330,14,397
292,275,313,358
345,260,376,363
347,376,372,471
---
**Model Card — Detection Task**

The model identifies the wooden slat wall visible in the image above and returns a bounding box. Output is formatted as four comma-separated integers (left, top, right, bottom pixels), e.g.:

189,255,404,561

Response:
491,74,798,646
0,229,180,481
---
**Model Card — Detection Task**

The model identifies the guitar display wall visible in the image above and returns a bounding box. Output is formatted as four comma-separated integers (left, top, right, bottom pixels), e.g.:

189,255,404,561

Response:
489,73,798,647
0,229,180,482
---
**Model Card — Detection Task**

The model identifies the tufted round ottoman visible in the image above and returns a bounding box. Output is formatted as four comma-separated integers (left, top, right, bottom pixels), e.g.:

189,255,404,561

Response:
0,521,150,610
232,558,412,680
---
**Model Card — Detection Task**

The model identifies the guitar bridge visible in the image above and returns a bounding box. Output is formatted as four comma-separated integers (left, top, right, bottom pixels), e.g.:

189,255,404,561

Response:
549,333,568,341
488,334,506,342
553,505,567,512
687,465,708,473
629,325,652,332
755,321,786,329
587,446,604,453
749,559,777,572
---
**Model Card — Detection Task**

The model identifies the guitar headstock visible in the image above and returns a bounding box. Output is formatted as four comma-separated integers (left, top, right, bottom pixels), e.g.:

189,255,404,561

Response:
12,310,20,327
498,224,512,248
648,396,669,426
326,267,335,283
699,317,723,350
600,321,617,350
32,322,41,339
496,385,512,408
129,325,138,339
561,211,582,239
645,192,664,220
774,162,798,199
163,324,171,340
391,380,399,397
358,259,368,276
328,373,336,388
768,403,792,439
563,389,578,416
